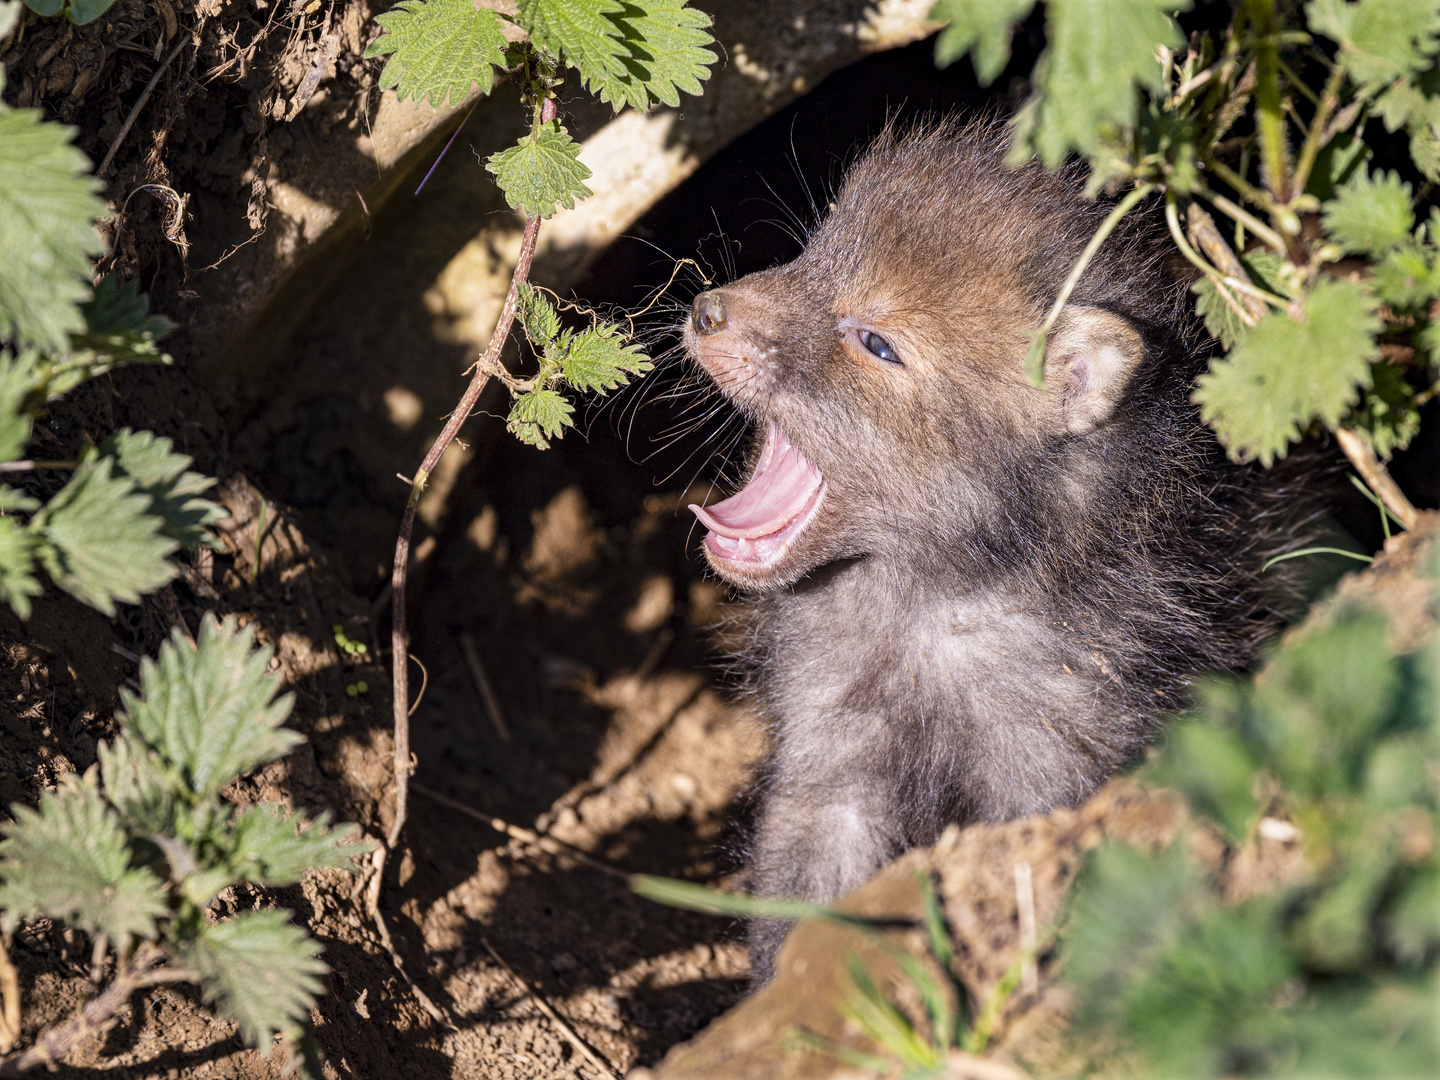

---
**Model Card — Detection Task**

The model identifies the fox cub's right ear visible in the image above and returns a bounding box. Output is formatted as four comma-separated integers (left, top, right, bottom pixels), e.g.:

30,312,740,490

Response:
1047,307,1145,435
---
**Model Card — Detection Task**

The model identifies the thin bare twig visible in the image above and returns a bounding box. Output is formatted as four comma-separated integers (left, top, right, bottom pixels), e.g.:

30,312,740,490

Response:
0,945,195,1077
1014,862,1037,997
362,847,453,1029
459,633,511,744
411,783,627,879
98,36,189,177
479,937,621,1080
1334,428,1421,532
0,937,19,1054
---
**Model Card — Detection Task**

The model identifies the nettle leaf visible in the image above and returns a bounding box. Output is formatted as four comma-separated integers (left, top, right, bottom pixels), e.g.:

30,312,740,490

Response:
1344,361,1421,459
560,322,651,393
1307,0,1440,92
222,804,364,886
1305,131,1371,201
931,0,1036,86
0,516,40,619
1193,279,1380,466
486,121,592,219
506,387,574,449
590,0,717,111
365,0,507,109
97,733,187,833
518,0,629,90
98,428,226,550
118,614,300,799
179,909,327,1049
0,770,167,943
1372,243,1440,308
517,282,562,346
0,351,37,463
1191,251,1285,351
80,275,175,339
0,105,105,355
1322,167,1415,255
1014,0,1188,168
30,453,177,615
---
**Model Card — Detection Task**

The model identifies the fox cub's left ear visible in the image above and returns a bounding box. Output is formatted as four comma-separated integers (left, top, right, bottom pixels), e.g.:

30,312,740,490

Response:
1047,307,1145,434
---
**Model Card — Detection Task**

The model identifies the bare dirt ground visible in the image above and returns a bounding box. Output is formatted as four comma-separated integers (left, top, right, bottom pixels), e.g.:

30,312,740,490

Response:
3,3,1439,1078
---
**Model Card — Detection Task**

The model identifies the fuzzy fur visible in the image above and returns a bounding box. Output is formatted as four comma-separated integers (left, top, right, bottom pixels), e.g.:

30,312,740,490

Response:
681,119,1310,981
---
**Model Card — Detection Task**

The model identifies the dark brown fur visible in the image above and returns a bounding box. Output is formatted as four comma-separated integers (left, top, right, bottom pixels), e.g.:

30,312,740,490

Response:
682,120,1307,981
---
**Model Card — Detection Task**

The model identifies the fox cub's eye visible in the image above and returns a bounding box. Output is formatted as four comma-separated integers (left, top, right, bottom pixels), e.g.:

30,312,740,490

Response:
861,331,902,365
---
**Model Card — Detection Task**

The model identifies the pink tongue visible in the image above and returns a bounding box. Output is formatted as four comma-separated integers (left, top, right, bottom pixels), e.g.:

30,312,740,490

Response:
690,423,823,540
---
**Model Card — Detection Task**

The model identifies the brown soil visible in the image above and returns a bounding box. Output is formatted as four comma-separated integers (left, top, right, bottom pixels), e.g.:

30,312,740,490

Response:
3,3,1438,1079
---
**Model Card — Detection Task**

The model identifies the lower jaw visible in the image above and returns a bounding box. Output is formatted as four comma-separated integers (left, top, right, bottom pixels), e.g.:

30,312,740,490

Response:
702,482,826,579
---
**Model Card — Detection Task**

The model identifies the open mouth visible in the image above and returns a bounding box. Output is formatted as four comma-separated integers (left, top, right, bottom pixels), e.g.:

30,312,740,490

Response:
689,422,826,568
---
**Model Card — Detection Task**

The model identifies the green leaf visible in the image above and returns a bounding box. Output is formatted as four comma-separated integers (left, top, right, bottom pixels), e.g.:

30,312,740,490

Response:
517,282,562,347
0,516,40,619
1193,279,1380,466
1191,251,1288,352
98,428,226,550
0,770,167,943
588,0,717,111
1147,718,1260,841
1305,131,1371,200
518,0,629,89
1307,0,1440,93
1372,243,1440,309
117,614,300,799
221,803,364,886
97,733,187,833
1322,167,1415,255
364,0,507,109
29,453,178,615
486,121,592,219
79,274,175,339
24,0,117,23
179,909,328,1049
506,387,574,449
1344,362,1421,460
0,105,104,355
560,322,651,393
0,351,37,463
1013,0,1188,169
930,0,1036,85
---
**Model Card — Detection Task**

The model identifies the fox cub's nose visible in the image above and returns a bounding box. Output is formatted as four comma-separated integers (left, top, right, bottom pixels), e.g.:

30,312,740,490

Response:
692,290,728,336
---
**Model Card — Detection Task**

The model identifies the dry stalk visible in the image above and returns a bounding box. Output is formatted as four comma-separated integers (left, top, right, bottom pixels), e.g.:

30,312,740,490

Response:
0,937,19,1055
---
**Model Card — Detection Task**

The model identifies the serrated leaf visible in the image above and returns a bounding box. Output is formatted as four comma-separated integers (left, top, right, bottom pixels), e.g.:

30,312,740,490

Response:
486,121,592,219
80,274,175,339
179,909,327,1049
560,322,651,393
930,0,1036,85
222,804,364,886
589,0,717,111
0,351,37,463
0,105,104,355
1193,279,1380,466
1322,167,1415,255
518,0,629,88
0,770,167,943
1343,361,1421,459
117,614,300,798
40,335,171,399
97,733,187,833
517,282,562,347
1372,243,1440,308
98,428,225,550
506,387,574,449
1305,131,1371,200
1014,0,1188,169
30,453,177,615
1191,278,1250,352
365,0,507,109
1307,0,1440,93
0,516,39,619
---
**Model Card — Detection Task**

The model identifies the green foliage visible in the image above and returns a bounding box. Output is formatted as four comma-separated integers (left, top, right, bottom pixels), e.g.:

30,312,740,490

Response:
1009,0,1189,169
930,0,1035,86
0,103,104,355
486,120,592,220
365,0,508,109
1322,166,1415,255
1062,582,1440,1077
0,615,367,1064
1346,362,1422,459
518,0,630,93
1307,0,1440,94
1193,280,1380,466
561,323,651,392
586,0,717,110
98,429,227,550
20,0,115,24
507,387,574,449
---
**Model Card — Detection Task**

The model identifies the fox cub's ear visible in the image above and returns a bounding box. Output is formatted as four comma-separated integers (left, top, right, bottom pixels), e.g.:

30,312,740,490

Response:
1047,307,1145,435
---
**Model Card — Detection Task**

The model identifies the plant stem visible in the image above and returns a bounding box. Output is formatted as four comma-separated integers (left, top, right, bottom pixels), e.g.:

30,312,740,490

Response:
1290,62,1345,199
385,91,558,855
0,946,194,1077
1334,428,1421,532
1247,0,1291,203
1194,183,1288,254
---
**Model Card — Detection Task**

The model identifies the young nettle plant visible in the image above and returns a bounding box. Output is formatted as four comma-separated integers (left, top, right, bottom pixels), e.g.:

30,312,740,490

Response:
0,616,367,1073
363,0,715,877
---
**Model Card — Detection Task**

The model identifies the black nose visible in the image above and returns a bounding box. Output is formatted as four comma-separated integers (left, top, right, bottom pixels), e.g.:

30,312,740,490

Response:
692,291,728,336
